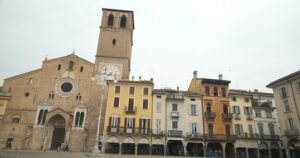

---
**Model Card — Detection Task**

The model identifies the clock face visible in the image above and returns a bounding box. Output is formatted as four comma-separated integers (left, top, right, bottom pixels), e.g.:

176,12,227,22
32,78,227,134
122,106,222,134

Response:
101,65,120,81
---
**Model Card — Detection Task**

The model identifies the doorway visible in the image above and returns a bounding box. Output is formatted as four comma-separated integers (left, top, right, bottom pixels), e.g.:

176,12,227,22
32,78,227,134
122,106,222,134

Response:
51,127,65,150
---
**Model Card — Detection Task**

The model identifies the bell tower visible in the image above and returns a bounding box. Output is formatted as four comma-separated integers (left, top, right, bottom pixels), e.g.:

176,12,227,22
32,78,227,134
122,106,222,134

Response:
95,8,134,79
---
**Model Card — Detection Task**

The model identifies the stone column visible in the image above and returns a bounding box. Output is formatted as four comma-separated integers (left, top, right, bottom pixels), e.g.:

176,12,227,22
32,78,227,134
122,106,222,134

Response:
279,148,284,158
222,143,226,158
203,142,206,157
119,143,122,154
246,148,249,158
135,143,138,155
286,147,291,158
268,148,272,158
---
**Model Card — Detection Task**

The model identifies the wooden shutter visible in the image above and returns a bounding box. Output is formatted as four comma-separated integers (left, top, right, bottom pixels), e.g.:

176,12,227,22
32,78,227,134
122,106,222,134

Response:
296,82,300,93
237,106,240,114
133,118,135,128
148,119,150,129
188,104,191,115
197,123,200,134
244,107,247,115
109,117,112,126
286,119,291,130
189,123,192,133
279,88,283,98
118,117,120,127
124,118,127,127
282,101,286,112
139,118,142,128
196,105,199,115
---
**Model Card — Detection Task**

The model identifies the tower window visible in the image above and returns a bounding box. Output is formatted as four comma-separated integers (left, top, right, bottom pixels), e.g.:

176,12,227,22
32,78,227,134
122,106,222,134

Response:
37,109,48,125
80,66,84,72
28,78,33,85
12,117,20,123
120,15,127,28
58,64,61,70
107,13,114,26
112,39,116,45
49,91,55,99
68,61,74,71
213,87,218,96
25,92,30,97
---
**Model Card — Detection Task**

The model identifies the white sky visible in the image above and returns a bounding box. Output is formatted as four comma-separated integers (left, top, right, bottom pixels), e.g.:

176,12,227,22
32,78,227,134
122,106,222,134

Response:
0,0,299,92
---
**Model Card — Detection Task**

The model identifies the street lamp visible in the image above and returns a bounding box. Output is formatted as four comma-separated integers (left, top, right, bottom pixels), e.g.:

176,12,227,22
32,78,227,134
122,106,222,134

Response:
91,70,118,154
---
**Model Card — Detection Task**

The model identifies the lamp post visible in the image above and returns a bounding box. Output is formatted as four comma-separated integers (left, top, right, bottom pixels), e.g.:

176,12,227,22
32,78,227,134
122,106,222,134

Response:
91,71,118,154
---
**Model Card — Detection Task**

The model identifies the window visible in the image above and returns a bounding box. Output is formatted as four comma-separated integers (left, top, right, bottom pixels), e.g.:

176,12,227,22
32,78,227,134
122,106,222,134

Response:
25,92,30,97
266,111,272,118
107,13,114,26
143,99,148,109
12,117,20,123
226,125,231,136
221,88,226,97
120,15,126,28
172,121,178,129
205,87,210,96
80,66,84,72
74,112,85,127
57,64,61,70
248,125,253,134
213,87,218,96
49,91,55,99
112,39,116,45
269,123,275,135
37,109,48,125
143,87,149,95
279,87,288,98
156,119,161,133
115,86,121,94
128,98,134,108
232,106,240,114
191,98,195,101
208,124,214,135
282,99,290,112
234,124,244,135
156,95,161,98
207,103,212,112
223,104,228,113
190,123,199,134
68,61,74,71
76,93,82,101
28,78,32,85
172,104,178,112
129,87,135,94
258,124,264,135
156,102,161,112
110,117,119,127
125,118,134,128
231,97,236,101
296,81,300,93
190,104,197,115
287,118,295,130
113,97,119,107
244,107,252,115
244,98,249,102
255,110,261,118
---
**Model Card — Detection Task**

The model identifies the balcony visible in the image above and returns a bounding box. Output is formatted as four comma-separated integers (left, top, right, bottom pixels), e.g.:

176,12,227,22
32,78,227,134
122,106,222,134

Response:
107,126,120,134
138,128,152,135
257,134,280,140
205,134,236,140
168,130,183,137
205,112,216,119
234,114,241,120
152,130,164,136
186,132,204,140
246,115,253,120
125,106,136,114
222,113,233,120
285,129,299,137
171,111,179,118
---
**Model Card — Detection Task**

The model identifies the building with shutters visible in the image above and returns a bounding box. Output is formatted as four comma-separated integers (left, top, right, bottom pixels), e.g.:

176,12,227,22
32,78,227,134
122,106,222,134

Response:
229,89,259,158
267,70,300,158
102,77,154,155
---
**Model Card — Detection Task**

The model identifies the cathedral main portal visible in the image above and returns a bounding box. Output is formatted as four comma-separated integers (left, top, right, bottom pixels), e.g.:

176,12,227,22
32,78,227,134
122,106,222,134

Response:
49,115,66,150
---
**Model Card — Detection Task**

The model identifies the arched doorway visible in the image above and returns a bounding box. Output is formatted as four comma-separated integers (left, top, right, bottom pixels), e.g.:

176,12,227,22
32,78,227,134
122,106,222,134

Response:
167,140,184,156
288,139,300,158
105,136,119,154
258,142,269,158
207,143,223,157
186,142,204,156
49,115,66,150
225,143,235,158
137,138,150,155
122,137,135,154
270,142,280,158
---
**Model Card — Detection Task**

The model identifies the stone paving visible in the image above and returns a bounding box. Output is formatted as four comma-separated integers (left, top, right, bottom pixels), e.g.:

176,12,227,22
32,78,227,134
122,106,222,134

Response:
0,150,210,158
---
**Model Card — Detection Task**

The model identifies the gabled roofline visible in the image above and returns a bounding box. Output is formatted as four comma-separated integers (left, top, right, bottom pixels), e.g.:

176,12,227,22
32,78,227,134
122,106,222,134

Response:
4,69,41,81
267,70,300,88
43,53,94,65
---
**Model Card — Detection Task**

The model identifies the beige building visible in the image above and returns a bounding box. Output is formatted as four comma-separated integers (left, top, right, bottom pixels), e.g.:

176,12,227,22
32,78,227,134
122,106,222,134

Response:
0,92,10,124
267,70,300,158
0,8,134,152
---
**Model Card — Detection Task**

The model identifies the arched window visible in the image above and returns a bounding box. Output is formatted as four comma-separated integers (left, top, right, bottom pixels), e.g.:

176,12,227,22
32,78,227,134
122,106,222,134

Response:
37,110,44,124
120,15,127,28
208,124,214,135
223,104,228,113
69,61,74,71
49,91,55,99
107,13,114,26
79,112,85,126
12,117,20,123
75,112,80,126
207,103,212,113
76,93,82,101
205,86,210,96
221,88,226,97
213,87,218,96
57,64,61,70
268,123,275,135
37,109,48,125
112,39,116,45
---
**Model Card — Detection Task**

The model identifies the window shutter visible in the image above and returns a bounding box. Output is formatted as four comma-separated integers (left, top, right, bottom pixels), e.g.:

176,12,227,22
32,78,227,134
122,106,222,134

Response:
197,123,200,134
148,119,150,129
139,119,142,128
118,117,120,127
189,123,192,133
249,107,253,115
232,106,235,114
237,106,240,114
124,118,127,127
291,118,296,130
282,101,286,112
188,104,192,115
109,117,112,126
286,119,291,130
244,107,246,115
240,124,244,135
296,82,300,93
286,87,289,97
196,105,199,115
133,118,135,128
279,88,283,98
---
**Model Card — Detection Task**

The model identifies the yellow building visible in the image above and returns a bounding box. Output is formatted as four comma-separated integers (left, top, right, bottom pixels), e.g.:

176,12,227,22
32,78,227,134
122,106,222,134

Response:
0,92,10,124
102,77,153,155
230,89,258,158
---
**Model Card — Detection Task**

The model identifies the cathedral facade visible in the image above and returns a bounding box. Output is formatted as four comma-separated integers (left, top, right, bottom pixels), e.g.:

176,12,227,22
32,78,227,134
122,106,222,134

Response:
0,8,134,151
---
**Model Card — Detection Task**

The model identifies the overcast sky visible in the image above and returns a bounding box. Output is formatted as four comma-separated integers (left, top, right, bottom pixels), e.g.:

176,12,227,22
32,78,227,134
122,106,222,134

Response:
0,0,299,92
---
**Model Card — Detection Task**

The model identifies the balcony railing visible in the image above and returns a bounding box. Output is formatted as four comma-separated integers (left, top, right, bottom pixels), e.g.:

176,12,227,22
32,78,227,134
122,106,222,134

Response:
205,112,216,119
125,106,137,114
246,115,253,120
235,133,258,139
107,126,120,133
205,134,236,140
222,113,233,120
168,130,183,136
186,132,203,139
284,129,299,137
107,126,152,135
257,134,280,140
171,111,179,118
234,114,241,120
152,130,164,136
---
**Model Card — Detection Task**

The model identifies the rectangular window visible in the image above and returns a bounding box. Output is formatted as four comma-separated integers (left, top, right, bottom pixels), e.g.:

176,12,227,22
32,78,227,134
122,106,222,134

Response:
244,98,249,102
156,119,161,133
191,123,197,134
255,110,261,118
157,95,161,98
190,104,196,115
244,107,252,115
287,118,295,130
143,99,148,109
266,111,272,118
143,87,149,95
115,86,120,94
172,104,178,112
280,87,288,98
129,87,135,94
111,117,119,127
156,102,161,112
231,97,236,101
283,100,290,112
126,118,133,127
172,121,178,129
248,125,253,134
296,81,300,93
113,97,119,107
234,124,243,135
233,106,240,114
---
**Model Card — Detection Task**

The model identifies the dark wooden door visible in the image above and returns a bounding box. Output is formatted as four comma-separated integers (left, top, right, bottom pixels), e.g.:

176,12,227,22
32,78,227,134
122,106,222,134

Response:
51,127,65,150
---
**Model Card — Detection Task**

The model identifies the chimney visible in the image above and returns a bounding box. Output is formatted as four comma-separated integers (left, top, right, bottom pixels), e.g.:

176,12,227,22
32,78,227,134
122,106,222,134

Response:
193,71,198,79
150,78,154,83
218,74,223,80
139,76,142,81
131,76,134,81
254,89,258,92
177,86,179,91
